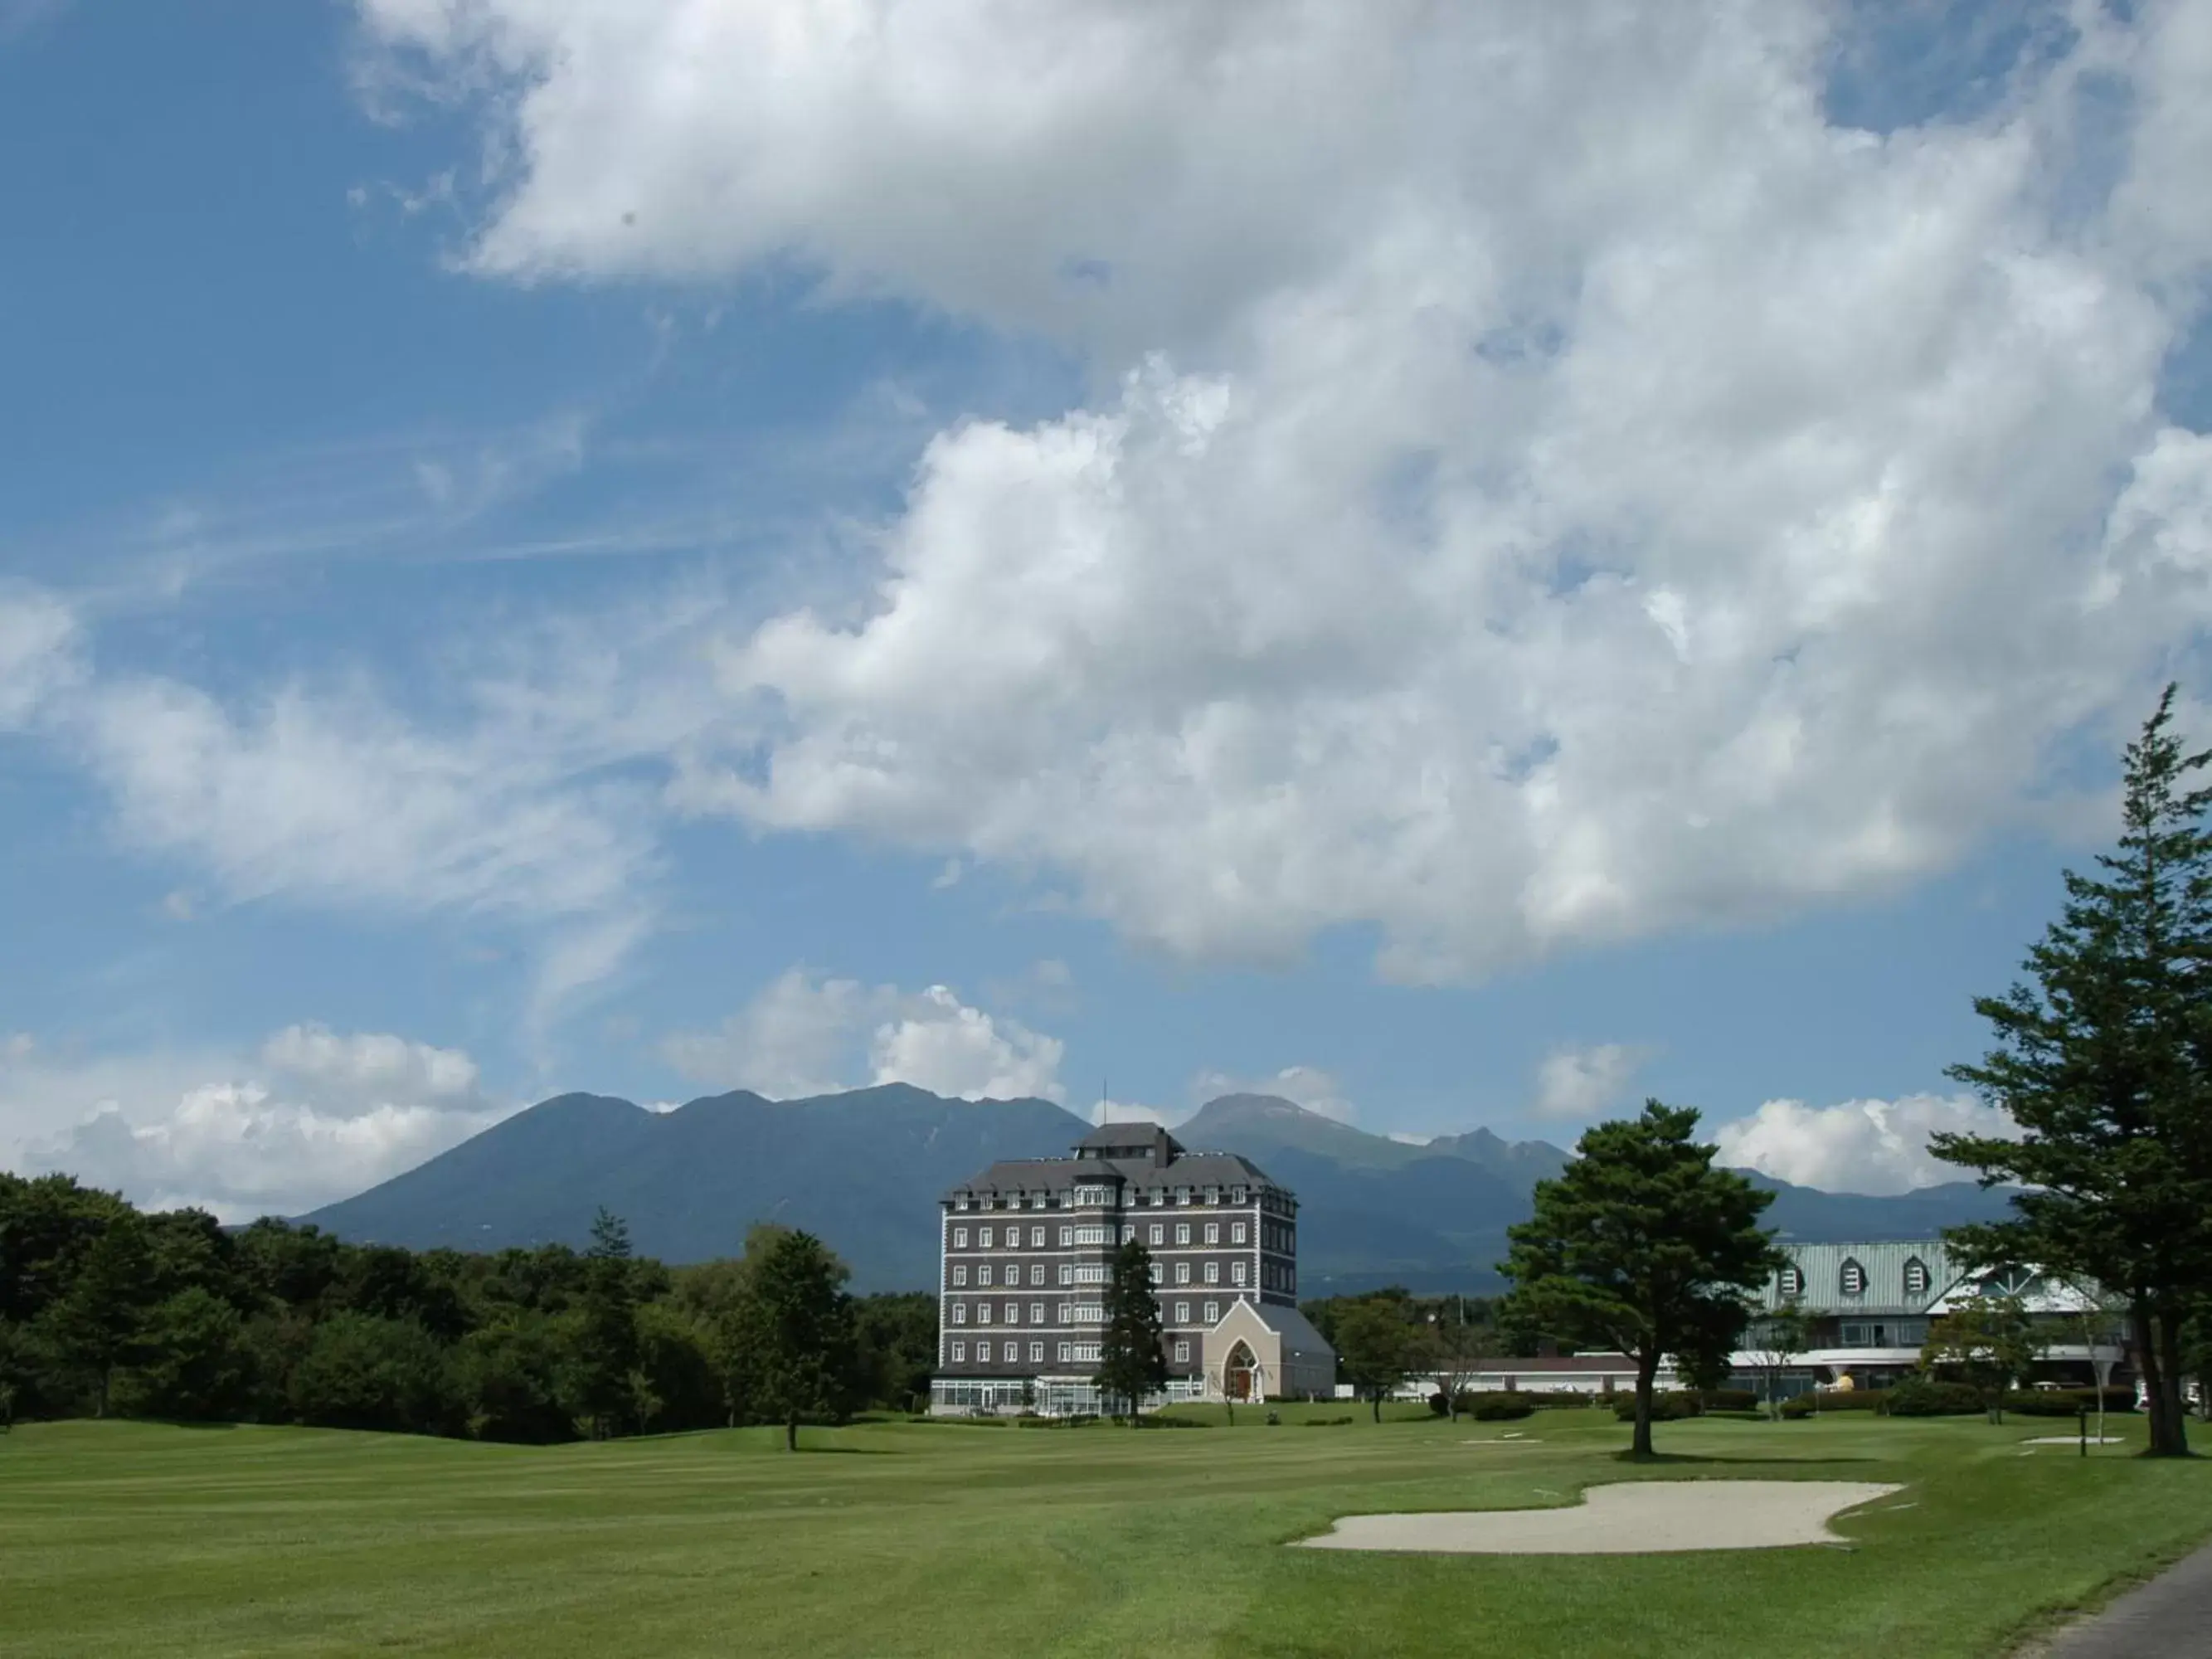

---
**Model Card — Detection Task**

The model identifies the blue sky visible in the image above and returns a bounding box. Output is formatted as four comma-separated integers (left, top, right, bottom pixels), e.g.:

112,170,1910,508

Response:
3,0,2210,1217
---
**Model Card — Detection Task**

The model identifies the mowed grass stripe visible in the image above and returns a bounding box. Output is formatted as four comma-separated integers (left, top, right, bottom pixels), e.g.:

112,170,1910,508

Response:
1,1413,2206,1658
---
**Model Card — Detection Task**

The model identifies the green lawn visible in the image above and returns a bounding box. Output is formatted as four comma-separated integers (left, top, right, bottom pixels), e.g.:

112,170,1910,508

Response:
1,1409,2206,1658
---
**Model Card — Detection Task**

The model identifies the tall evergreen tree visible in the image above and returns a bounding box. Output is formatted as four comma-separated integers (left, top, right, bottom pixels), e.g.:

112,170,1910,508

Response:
1501,1102,1778,1457
43,1211,157,1417
1934,687,2212,1457
742,1229,856,1451
576,1207,640,1438
1096,1239,1167,1422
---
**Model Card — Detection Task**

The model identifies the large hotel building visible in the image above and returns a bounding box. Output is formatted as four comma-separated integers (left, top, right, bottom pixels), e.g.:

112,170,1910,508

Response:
930,1122,1336,1415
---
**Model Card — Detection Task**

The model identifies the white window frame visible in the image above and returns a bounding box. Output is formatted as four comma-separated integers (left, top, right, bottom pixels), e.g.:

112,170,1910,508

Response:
1175,1262,1191,1285
1232,1261,1247,1285
951,1340,966,1361
953,1265,968,1287
1204,1223,1219,1244
1149,1224,1164,1245
980,1226,994,1248
1204,1262,1219,1284
1203,1301,1218,1322
979,1264,994,1287
955,1227,969,1248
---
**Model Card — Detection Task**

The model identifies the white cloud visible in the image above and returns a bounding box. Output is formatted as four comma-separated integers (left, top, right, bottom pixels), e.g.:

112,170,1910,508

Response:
0,586,79,728
350,0,2212,981
1532,1041,1656,1120
872,985,1065,1102
661,968,878,1099
1710,1093,2021,1195
1193,1064,1356,1125
1091,1098,1171,1127
663,969,1067,1102
2,1028,507,1219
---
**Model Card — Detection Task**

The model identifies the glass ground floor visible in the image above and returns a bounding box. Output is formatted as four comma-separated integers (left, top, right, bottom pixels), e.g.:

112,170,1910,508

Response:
930,1374,1211,1417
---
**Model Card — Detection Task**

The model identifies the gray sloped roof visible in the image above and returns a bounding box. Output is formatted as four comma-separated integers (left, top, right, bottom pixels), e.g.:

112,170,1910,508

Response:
1242,1300,1335,1360
946,1148,1283,1199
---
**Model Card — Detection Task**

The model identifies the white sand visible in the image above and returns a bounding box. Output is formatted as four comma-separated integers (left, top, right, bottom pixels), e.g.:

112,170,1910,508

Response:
2021,1435,2125,1445
1295,1479,1903,1554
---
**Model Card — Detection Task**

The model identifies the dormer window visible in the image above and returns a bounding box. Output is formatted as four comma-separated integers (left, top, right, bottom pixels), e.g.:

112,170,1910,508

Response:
1840,1258,1867,1297
1903,1257,1930,1297
1779,1265,1803,1298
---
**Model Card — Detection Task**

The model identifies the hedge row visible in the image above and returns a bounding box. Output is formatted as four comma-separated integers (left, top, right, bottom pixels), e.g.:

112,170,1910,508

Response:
1779,1384,2137,1419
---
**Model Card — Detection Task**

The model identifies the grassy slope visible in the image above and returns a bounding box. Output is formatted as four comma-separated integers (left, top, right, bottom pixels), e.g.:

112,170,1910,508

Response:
0,1411,2205,1659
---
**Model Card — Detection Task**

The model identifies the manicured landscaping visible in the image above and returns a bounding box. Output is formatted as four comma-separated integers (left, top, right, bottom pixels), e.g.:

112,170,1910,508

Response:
1,1410,2206,1657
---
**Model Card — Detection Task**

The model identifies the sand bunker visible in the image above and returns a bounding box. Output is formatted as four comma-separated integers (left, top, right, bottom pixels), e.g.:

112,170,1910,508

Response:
1296,1480,1903,1554
2021,1435,2124,1445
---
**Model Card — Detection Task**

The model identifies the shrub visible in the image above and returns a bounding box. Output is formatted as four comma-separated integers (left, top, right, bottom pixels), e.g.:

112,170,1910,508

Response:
1470,1393,1535,1421
1810,1389,1886,1412
1299,1415,1357,1426
1778,1395,1816,1419
1612,1391,1699,1422
1428,1392,1451,1417
1698,1389,1760,1414
1881,1379,1985,1418
1525,1389,1603,1408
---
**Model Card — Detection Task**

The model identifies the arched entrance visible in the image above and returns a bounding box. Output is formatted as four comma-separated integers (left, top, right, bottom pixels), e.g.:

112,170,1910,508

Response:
1224,1340,1259,1403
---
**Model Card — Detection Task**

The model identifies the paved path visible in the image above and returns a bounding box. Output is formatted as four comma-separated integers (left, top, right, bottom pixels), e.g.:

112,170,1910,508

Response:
2039,1541,2212,1657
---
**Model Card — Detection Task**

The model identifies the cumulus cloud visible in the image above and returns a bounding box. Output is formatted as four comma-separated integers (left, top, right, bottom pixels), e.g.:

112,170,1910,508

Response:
1532,1042,1656,1120
3,1028,506,1219
1192,1064,1356,1125
662,969,1067,1102
1710,1093,2020,1194
357,0,2212,981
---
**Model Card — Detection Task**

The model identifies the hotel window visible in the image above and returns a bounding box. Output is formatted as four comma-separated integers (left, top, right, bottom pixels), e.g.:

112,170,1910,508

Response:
955,1227,969,1248
1903,1257,1931,1297
1057,1342,1072,1362
1203,1301,1219,1322
1030,1301,1044,1323
980,1226,994,1248
951,1341,965,1361
1175,1186,1191,1204
1176,1224,1191,1245
1057,1302,1071,1323
1175,1301,1190,1323
1779,1265,1804,1298
1030,1226,1046,1248
1204,1187,1219,1204
1174,1340,1191,1363
955,1198,969,1211
1204,1224,1219,1244
1058,1264,1072,1286
1122,1225,1136,1243
979,1265,994,1287
1175,1262,1191,1285
978,1342,991,1363
953,1304,967,1325
1029,1342,1044,1365
953,1265,968,1287
1149,1263,1163,1285
1840,1258,1867,1297
1204,1262,1220,1284
1232,1223,1247,1244
1029,1264,1045,1287
1149,1224,1164,1245
1233,1186,1247,1204
1058,1226,1073,1247
1232,1262,1248,1286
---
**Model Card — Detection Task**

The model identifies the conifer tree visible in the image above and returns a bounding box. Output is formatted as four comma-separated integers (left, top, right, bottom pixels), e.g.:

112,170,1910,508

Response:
1096,1239,1167,1422
1935,686,2212,1457
576,1207,639,1438
1502,1102,1778,1457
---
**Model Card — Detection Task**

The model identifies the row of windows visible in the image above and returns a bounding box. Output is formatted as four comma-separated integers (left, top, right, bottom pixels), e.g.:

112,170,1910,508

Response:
949,1219,1281,1251
947,1258,1287,1292
1777,1257,1931,1300
946,1340,1110,1365
954,1184,1260,1213
945,1337,1200,1366
948,1297,1231,1328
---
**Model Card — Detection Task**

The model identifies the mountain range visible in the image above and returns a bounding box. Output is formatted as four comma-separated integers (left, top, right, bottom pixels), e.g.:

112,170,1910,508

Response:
301,1085,2019,1295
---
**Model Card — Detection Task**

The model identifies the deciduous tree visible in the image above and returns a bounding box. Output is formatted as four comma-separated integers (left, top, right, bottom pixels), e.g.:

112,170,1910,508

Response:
1334,1294,1419,1423
1920,1295,2042,1423
741,1229,857,1451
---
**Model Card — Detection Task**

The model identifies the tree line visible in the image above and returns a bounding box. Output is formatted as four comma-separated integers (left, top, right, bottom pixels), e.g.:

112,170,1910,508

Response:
0,1180,931,1450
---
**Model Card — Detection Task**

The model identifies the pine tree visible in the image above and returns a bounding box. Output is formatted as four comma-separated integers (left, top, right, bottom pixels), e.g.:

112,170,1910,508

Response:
44,1212,156,1418
1934,686,2212,1457
1095,1240,1167,1422
1501,1102,1778,1457
576,1207,639,1438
